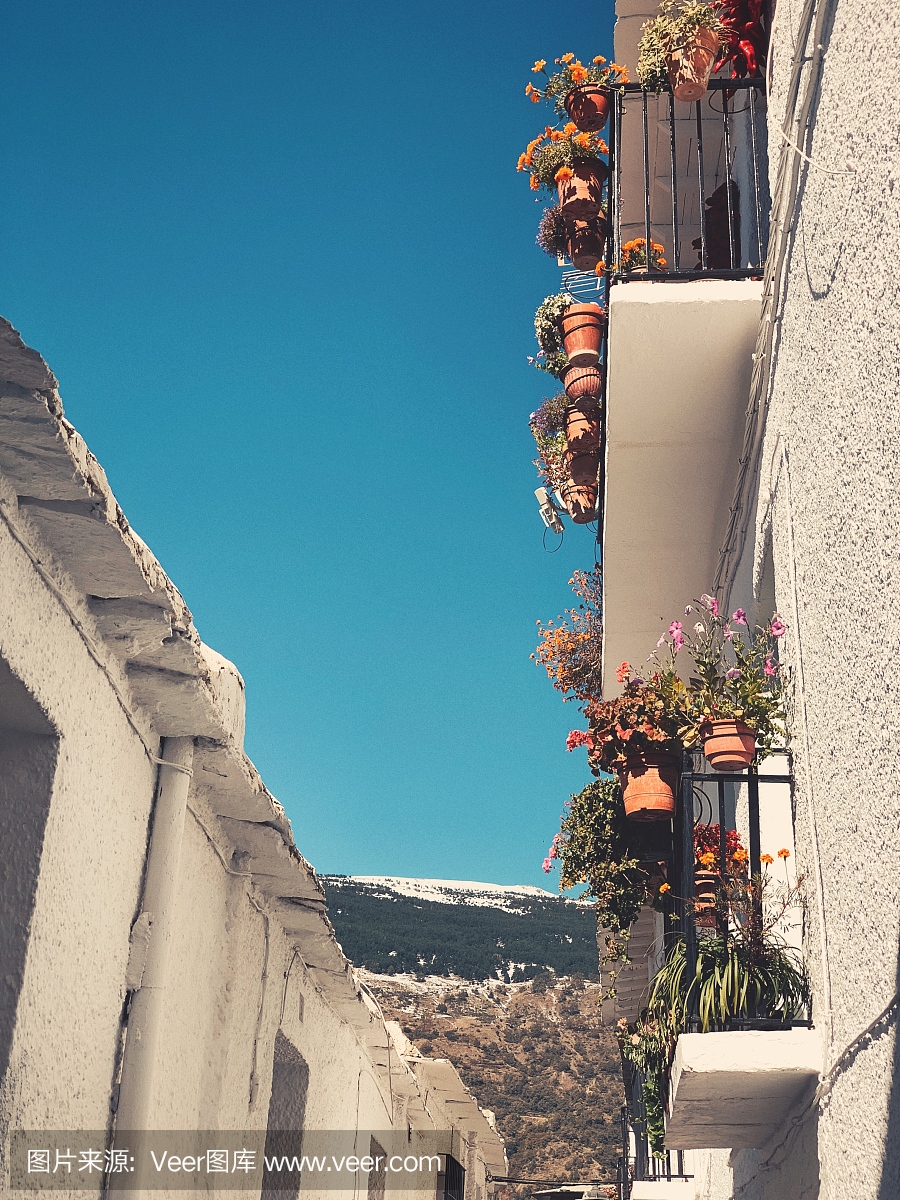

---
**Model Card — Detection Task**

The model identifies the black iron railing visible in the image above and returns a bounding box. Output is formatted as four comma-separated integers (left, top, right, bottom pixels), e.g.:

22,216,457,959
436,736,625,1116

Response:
606,78,768,282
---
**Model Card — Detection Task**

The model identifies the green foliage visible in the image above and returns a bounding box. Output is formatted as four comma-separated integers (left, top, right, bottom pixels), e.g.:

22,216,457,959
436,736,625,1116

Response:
529,393,570,493
585,662,690,769
555,778,668,991
637,1,725,91
532,293,573,376
321,878,600,980
530,53,629,117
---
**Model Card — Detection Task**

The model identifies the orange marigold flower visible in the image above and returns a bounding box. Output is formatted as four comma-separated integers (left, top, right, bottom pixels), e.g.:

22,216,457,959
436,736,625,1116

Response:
574,132,592,149
570,64,589,84
594,261,606,275
532,59,547,72
516,154,527,171
560,52,575,63
562,121,578,135
615,661,630,683
733,848,749,863
555,166,574,183
525,83,534,95
659,882,671,894
530,91,541,102
657,258,667,268
778,848,791,859
760,853,774,865
530,175,540,190
698,851,716,867
592,55,606,64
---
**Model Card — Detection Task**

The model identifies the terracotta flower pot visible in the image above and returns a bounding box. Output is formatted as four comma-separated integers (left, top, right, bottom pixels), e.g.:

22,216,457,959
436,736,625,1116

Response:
557,160,608,220
693,870,719,928
560,448,600,524
701,719,756,772
563,83,612,132
617,750,679,821
666,28,720,103
560,303,606,367
566,217,609,272
561,363,603,402
564,403,600,456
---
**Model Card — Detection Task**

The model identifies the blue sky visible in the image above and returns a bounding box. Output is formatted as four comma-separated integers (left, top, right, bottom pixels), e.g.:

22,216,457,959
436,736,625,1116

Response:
1,0,617,889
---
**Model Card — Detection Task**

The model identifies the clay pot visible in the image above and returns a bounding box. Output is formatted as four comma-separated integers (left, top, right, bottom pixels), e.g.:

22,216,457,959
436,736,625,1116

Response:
563,84,612,132
561,363,603,402
693,870,719,928
557,160,608,220
666,28,720,103
566,217,609,272
560,448,600,524
564,403,600,456
617,750,679,821
560,303,606,367
701,719,756,772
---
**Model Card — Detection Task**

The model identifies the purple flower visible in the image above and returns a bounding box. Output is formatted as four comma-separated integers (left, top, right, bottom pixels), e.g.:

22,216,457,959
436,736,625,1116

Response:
684,605,692,615
632,676,645,685
770,616,786,638
732,609,747,625
726,667,742,680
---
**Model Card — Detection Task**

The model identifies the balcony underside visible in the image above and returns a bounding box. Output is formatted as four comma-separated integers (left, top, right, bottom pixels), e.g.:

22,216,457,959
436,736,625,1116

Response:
601,280,762,693
666,1029,822,1149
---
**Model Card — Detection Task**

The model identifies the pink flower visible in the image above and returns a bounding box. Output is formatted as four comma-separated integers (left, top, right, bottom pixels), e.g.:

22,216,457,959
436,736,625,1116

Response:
723,626,733,641
673,631,685,653
764,656,777,677
549,845,558,859
656,634,667,648
552,834,562,846
668,621,683,637
770,615,786,637
726,667,742,680
542,857,553,873
700,593,719,616
732,609,747,625
566,729,593,752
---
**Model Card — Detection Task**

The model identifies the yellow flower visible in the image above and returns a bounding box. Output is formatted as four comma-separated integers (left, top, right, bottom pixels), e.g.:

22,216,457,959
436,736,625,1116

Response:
532,59,546,72
760,853,774,865
778,848,791,859
555,166,574,183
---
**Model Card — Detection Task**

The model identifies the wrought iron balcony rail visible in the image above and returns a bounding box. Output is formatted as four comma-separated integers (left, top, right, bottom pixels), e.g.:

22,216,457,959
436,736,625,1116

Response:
606,78,769,282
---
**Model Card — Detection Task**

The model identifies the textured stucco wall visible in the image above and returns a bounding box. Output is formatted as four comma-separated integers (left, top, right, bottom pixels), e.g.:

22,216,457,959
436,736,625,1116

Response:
693,2,900,1198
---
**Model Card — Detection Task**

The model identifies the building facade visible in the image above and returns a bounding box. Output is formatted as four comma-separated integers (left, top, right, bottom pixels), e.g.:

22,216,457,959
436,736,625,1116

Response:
0,318,505,1199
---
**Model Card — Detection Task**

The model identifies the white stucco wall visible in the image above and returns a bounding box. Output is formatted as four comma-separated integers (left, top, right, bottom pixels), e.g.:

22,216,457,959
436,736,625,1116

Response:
694,3,900,1198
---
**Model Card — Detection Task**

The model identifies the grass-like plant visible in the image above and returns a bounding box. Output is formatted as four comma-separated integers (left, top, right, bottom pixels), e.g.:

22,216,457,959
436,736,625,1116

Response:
637,0,725,92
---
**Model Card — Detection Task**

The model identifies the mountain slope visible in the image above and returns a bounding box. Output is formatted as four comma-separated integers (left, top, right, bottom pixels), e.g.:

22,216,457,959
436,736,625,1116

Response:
321,876,598,981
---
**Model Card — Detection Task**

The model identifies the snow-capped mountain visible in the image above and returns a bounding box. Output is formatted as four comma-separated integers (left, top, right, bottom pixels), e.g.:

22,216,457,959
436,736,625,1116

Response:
320,875,597,982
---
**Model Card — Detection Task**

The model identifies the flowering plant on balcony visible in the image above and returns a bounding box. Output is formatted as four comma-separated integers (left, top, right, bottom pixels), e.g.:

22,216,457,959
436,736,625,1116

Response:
517,124,609,195
582,660,689,772
533,565,604,705
694,823,746,871
620,237,667,272
525,53,630,115
637,0,725,92
619,867,810,1154
652,593,787,756
529,292,575,376
542,776,671,993
529,393,569,493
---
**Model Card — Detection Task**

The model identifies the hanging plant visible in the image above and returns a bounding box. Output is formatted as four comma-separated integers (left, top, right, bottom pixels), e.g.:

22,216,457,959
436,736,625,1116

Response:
517,124,609,198
637,1,725,99
529,393,570,494
526,53,629,128
532,564,604,705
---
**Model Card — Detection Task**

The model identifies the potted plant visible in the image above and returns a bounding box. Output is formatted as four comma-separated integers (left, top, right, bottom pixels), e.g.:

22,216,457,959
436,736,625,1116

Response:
517,124,609,218
526,53,630,131
582,662,689,820
692,824,747,927
542,776,671,995
560,362,603,402
620,237,668,275
637,0,725,102
533,564,605,705
619,866,810,1154
536,205,609,272
653,593,787,770
528,393,570,495
533,293,607,374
